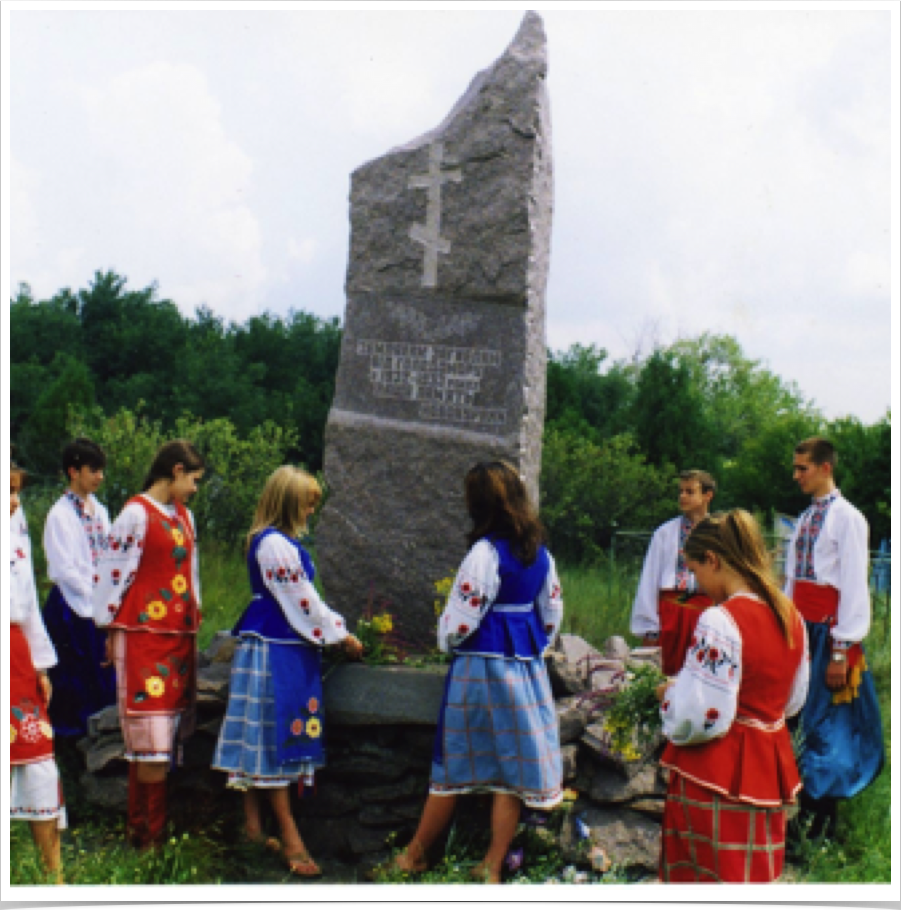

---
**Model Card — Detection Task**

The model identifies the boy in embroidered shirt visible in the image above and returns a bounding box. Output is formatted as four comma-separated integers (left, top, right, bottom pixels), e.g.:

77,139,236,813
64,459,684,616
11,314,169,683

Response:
784,437,884,842
43,437,116,739
630,469,716,675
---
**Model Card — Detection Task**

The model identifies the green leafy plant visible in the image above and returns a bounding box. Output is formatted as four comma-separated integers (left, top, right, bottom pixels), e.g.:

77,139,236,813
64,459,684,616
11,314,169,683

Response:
599,663,666,760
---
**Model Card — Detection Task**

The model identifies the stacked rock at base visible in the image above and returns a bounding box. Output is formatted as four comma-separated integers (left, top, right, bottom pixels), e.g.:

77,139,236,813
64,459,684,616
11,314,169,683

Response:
317,11,554,642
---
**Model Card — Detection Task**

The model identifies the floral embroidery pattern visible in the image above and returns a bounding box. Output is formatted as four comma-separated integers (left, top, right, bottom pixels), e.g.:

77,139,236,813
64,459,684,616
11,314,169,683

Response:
454,577,488,613
675,516,697,592
11,699,53,743
66,491,106,566
281,694,322,751
688,630,739,681
703,707,720,731
133,656,190,705
794,492,838,580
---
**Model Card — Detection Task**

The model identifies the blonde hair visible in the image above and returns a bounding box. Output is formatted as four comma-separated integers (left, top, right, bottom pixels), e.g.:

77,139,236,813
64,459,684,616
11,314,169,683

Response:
245,466,322,552
684,509,798,648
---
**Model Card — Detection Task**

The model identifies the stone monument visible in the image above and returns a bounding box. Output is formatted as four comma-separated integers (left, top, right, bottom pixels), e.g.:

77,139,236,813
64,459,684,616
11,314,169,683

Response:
317,11,553,643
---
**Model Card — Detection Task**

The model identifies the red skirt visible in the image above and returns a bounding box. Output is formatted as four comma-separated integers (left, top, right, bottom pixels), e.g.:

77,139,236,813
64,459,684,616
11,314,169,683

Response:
10,624,55,766
658,591,713,677
660,772,788,883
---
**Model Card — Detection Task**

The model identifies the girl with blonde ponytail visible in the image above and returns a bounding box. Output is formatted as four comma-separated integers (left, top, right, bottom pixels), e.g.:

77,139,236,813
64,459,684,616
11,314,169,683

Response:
656,509,809,883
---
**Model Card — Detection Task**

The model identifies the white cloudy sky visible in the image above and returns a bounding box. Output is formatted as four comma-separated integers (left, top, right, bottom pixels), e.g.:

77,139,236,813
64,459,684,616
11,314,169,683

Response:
4,3,897,423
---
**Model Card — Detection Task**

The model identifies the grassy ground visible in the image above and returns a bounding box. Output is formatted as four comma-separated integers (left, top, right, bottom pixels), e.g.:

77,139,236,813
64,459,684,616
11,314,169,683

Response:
10,532,892,886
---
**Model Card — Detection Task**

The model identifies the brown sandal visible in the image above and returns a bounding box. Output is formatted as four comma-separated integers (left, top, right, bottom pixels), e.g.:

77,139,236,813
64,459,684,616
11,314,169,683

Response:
283,850,322,879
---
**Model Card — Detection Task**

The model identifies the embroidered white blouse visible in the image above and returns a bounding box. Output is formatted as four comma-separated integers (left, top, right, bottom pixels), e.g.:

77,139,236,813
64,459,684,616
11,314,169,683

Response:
43,492,110,619
9,508,57,669
437,539,564,654
630,516,699,637
783,492,871,643
93,495,201,628
252,532,348,646
660,596,809,746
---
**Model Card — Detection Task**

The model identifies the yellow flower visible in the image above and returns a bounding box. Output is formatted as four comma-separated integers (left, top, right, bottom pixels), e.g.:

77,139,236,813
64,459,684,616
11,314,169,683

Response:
372,614,393,634
39,721,54,739
171,574,188,595
306,717,322,739
146,676,165,698
171,528,185,546
10,725,17,743
148,600,167,621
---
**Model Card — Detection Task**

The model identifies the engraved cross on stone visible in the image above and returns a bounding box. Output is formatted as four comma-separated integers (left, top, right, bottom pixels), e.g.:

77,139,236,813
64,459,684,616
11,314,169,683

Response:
408,142,463,288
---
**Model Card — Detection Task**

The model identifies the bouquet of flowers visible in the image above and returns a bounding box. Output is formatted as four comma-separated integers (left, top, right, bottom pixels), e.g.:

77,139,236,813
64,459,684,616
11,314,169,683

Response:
601,663,666,761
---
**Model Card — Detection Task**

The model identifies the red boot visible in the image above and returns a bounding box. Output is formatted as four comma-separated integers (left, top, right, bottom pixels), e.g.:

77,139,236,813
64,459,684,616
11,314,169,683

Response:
126,763,147,848
144,780,168,849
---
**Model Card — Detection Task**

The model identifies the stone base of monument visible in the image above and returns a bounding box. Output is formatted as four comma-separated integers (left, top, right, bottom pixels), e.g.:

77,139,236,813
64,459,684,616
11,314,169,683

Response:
75,631,667,878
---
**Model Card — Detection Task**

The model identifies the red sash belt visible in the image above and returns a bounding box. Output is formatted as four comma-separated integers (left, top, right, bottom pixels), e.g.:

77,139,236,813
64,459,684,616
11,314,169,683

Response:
792,580,862,668
792,580,838,624
10,625,55,765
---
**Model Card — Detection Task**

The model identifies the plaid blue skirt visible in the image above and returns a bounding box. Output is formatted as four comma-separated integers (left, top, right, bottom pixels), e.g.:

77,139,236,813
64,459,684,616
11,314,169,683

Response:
430,653,563,809
212,635,325,788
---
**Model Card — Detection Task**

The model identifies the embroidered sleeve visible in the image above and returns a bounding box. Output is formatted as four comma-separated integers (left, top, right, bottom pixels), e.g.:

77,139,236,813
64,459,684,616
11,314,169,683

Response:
536,551,563,650
12,516,57,669
187,509,201,610
257,533,347,646
43,503,94,604
830,504,871,643
630,524,668,636
660,607,741,746
93,503,146,627
437,540,500,653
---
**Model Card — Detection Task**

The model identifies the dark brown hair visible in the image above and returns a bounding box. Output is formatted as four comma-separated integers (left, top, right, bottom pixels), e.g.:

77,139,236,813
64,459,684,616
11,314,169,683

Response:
63,437,107,476
684,509,798,647
141,439,206,492
464,460,545,564
794,436,837,469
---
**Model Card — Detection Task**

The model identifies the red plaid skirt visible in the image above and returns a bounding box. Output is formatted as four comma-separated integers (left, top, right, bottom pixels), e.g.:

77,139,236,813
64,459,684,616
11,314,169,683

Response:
660,772,788,882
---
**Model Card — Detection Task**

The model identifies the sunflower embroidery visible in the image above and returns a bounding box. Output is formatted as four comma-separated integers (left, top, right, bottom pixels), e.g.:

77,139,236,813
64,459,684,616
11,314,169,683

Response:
306,717,322,739
39,720,54,739
146,677,165,698
171,574,188,595
10,724,17,744
171,528,185,546
147,600,167,621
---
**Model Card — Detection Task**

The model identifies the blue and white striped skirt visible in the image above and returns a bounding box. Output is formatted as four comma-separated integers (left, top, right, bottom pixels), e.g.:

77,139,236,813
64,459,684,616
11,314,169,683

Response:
212,635,324,789
430,653,563,809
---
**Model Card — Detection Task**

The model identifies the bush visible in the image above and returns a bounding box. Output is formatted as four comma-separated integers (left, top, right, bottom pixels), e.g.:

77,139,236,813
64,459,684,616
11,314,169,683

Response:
68,405,298,547
540,428,674,564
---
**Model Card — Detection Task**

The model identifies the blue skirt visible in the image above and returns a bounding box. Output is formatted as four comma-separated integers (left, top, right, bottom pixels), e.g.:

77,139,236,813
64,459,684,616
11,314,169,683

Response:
430,653,563,809
795,621,885,800
43,586,116,737
212,635,325,786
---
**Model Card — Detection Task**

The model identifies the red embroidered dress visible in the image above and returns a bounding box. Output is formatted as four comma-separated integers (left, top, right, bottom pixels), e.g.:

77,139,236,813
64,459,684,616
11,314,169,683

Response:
99,496,200,721
658,594,808,882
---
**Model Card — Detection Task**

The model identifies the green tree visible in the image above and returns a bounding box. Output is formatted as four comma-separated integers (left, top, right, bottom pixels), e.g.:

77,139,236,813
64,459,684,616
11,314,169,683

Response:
19,353,96,476
540,427,674,564
545,344,635,442
628,349,718,474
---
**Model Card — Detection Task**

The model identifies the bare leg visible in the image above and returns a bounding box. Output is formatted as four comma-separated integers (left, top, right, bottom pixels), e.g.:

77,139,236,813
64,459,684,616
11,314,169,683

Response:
397,793,458,872
243,790,264,840
267,786,318,874
473,793,522,883
30,819,63,883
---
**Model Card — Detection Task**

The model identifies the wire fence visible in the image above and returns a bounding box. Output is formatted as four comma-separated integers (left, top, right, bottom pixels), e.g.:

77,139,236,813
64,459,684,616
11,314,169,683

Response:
610,529,892,597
